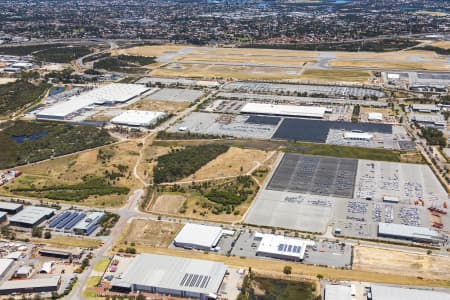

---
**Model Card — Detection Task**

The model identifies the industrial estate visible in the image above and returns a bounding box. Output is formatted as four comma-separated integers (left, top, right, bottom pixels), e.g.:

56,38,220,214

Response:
0,0,449,299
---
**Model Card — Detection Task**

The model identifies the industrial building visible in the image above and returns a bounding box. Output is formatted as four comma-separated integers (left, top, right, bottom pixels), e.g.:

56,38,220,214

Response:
368,112,383,122
324,284,352,300
370,285,450,300
110,253,227,300
173,223,233,251
0,212,7,223
9,206,55,228
378,223,441,243
39,247,83,260
343,131,373,141
111,110,167,127
0,258,14,279
240,103,326,119
73,211,105,235
255,233,313,261
37,84,150,120
0,201,23,214
411,104,440,113
0,275,61,295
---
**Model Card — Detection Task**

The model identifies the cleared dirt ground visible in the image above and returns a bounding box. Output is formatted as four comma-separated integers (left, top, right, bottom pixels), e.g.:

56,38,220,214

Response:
152,194,186,214
181,147,274,182
116,219,182,249
300,69,371,83
0,78,16,85
126,99,189,113
353,245,450,280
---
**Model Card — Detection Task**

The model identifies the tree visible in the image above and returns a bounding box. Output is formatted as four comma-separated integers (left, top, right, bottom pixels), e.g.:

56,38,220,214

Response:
44,231,52,239
283,265,292,275
31,226,43,238
137,294,146,300
316,274,324,279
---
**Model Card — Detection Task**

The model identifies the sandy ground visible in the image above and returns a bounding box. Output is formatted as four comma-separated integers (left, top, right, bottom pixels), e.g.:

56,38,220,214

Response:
300,69,371,83
152,194,186,214
431,41,450,49
182,147,273,182
126,99,189,113
116,219,182,248
0,78,16,85
353,245,450,280
329,59,450,71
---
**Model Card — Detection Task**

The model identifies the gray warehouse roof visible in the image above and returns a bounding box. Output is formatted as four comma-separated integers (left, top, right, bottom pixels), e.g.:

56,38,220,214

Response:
325,284,352,300
0,202,23,211
9,206,55,225
112,253,226,296
0,275,60,291
174,223,224,249
371,285,450,300
378,223,440,241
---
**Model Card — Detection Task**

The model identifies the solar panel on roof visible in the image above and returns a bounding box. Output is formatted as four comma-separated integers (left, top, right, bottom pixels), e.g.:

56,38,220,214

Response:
49,211,70,228
65,213,86,230
278,244,284,251
85,224,98,236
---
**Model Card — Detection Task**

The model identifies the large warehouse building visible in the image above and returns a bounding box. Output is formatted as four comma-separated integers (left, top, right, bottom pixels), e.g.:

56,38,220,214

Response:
111,254,227,300
9,206,55,228
0,259,14,279
255,233,314,261
37,84,150,120
377,223,441,244
0,202,23,214
370,285,450,300
240,103,326,119
0,276,61,295
111,110,167,127
173,223,233,251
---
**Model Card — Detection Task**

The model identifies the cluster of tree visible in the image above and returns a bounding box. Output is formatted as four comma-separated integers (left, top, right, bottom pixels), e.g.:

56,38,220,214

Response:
156,131,224,140
45,68,96,84
0,80,50,115
240,39,419,52
205,176,256,206
153,144,229,183
420,127,446,147
34,46,92,63
12,175,129,202
93,55,156,73
351,104,360,123
419,46,450,56
0,43,66,56
0,121,115,169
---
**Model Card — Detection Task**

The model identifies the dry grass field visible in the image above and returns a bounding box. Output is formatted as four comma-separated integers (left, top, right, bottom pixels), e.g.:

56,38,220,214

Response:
178,54,316,67
152,63,304,81
329,58,450,71
0,78,16,85
152,194,186,214
431,41,450,49
300,69,371,83
353,245,450,280
181,147,274,182
1,141,141,208
136,144,171,184
120,246,450,288
126,99,189,113
115,219,182,249
113,45,185,58
32,236,102,249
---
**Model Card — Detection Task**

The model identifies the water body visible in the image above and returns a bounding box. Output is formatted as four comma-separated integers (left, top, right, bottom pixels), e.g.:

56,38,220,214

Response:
12,129,48,144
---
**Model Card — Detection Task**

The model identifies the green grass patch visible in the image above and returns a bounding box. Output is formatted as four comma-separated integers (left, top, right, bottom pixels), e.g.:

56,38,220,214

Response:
153,144,229,183
93,258,110,273
0,80,50,116
284,142,401,162
0,120,115,169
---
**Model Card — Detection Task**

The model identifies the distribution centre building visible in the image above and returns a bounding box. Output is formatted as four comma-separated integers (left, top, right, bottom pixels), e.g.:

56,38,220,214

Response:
36,84,150,120
324,284,352,300
9,206,55,228
0,202,23,214
370,285,450,300
0,275,61,295
377,222,441,243
111,253,227,300
173,223,232,251
240,103,326,119
255,233,314,261
111,110,167,127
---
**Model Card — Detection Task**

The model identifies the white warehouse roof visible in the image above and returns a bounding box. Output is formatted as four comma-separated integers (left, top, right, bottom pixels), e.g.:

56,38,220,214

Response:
256,233,314,261
111,253,226,296
412,104,439,111
0,259,14,278
371,285,450,300
111,110,167,127
241,103,326,118
343,131,373,140
325,284,352,300
37,84,150,119
174,223,225,250
378,223,440,241
368,112,383,121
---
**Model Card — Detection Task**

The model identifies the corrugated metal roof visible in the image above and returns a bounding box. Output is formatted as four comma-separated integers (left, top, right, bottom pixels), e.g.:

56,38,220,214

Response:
325,285,352,300
378,223,440,240
9,206,55,225
371,285,450,300
0,202,23,211
241,103,326,118
0,259,14,277
174,223,224,249
0,275,60,290
111,110,166,127
112,254,226,295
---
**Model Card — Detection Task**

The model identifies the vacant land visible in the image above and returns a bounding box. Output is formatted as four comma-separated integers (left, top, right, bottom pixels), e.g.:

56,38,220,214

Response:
152,194,186,214
329,59,450,71
300,69,371,83
2,141,140,207
115,219,182,250
0,121,115,169
179,54,316,67
94,55,156,73
126,99,189,113
182,147,273,182
353,246,450,280
430,41,450,49
32,236,101,249
136,144,171,185
0,43,67,56
0,80,49,117
0,78,16,85
34,46,92,63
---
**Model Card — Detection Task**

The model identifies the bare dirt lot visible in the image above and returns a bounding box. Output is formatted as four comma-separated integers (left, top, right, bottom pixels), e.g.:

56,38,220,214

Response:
0,78,17,85
181,147,275,182
353,245,450,280
300,69,371,83
126,99,189,113
152,194,186,214
116,219,182,249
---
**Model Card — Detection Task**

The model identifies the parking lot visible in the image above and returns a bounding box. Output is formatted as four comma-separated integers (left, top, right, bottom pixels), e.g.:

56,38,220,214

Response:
146,88,203,102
